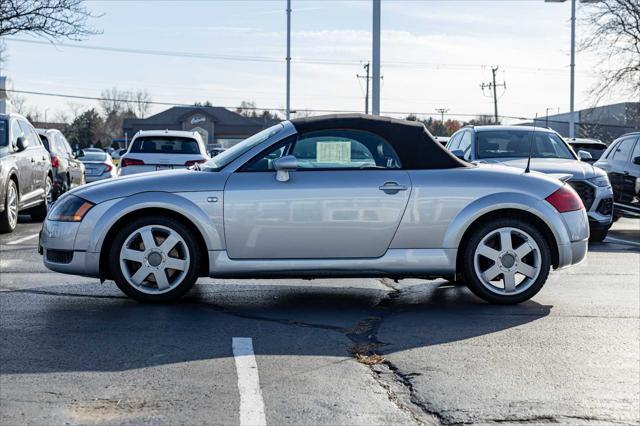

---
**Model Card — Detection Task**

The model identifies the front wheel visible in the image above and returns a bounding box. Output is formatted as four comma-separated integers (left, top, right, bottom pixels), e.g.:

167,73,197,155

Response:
462,218,551,304
109,216,203,303
0,180,18,233
588,225,608,243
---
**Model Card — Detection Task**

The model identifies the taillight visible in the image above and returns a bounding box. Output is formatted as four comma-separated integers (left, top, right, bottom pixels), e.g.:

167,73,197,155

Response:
120,158,144,167
185,159,207,167
545,185,584,213
51,155,60,169
102,163,113,172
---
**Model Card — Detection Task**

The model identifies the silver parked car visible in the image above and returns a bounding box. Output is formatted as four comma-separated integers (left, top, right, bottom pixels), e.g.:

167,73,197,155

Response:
40,115,589,304
447,125,614,241
78,150,117,183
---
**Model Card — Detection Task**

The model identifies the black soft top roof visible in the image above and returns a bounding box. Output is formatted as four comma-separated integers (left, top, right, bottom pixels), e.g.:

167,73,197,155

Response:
290,114,467,169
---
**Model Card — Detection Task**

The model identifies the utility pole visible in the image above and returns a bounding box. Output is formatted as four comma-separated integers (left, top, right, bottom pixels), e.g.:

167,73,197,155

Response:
480,66,506,124
357,62,371,114
371,0,381,115
569,0,576,138
435,108,449,123
285,0,291,120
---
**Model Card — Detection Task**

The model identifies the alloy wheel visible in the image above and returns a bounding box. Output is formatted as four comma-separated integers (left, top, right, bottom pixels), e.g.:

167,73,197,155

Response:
7,183,18,230
473,227,541,296
119,225,190,294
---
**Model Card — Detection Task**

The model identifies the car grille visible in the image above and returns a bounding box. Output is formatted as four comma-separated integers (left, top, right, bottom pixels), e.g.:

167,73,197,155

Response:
46,249,73,264
568,180,595,210
597,198,613,216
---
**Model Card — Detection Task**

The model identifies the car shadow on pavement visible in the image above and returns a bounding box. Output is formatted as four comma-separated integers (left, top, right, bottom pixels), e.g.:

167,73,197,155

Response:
0,281,552,375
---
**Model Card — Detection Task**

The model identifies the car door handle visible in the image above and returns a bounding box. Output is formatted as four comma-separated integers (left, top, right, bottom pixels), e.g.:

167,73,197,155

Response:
379,182,408,193
30,158,35,163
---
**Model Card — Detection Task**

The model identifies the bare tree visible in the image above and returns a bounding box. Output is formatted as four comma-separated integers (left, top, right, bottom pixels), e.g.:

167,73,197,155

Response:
12,94,27,115
581,0,640,102
99,87,131,116
0,38,8,73
0,0,99,41
131,89,151,119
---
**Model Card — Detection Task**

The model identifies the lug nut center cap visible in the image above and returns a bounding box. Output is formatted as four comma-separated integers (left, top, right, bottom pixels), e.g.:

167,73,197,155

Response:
501,253,516,269
147,252,163,267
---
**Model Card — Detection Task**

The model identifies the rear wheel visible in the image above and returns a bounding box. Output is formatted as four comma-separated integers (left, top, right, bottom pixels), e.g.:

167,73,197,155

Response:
462,218,551,304
29,176,52,222
109,216,202,303
0,180,18,233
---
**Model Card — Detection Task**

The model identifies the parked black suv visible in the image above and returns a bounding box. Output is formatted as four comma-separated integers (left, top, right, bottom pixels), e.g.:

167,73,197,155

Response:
0,114,53,233
594,132,640,219
36,128,85,201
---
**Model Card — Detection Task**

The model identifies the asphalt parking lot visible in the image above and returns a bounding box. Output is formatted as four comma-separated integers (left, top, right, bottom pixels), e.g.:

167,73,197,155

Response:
1,217,639,425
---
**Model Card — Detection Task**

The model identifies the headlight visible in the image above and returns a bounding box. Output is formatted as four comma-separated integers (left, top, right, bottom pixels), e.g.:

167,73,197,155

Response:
588,175,610,187
48,195,94,222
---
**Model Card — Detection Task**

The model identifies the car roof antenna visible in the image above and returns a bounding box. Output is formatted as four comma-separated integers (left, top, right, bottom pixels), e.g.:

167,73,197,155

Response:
525,113,537,174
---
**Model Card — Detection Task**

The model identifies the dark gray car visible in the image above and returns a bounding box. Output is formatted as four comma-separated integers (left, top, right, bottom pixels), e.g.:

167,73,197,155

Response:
0,113,53,233
36,128,85,201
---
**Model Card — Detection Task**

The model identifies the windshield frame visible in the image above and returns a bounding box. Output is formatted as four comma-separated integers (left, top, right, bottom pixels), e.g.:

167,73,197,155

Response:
202,123,285,172
476,130,577,160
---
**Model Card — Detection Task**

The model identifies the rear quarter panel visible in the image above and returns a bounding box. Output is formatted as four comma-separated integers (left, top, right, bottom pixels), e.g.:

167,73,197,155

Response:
391,166,566,249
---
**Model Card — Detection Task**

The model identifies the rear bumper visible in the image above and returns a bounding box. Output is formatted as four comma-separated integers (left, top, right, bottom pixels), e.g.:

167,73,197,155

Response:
556,238,588,270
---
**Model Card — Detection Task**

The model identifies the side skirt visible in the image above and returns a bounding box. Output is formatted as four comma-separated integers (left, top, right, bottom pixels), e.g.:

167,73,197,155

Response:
208,248,457,279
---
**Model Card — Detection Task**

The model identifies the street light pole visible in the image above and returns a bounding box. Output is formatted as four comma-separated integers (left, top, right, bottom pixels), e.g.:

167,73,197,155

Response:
372,0,381,116
286,0,291,120
569,0,576,138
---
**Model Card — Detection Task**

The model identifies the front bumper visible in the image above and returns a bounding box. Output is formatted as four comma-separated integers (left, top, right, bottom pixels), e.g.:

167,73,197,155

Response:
568,180,613,226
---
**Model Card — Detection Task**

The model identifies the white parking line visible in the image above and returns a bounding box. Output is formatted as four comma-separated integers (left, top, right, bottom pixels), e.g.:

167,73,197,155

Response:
232,337,267,426
605,236,640,248
6,233,39,245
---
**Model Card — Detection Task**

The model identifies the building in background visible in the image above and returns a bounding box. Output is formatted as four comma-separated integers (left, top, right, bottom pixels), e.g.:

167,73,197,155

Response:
536,102,640,143
123,106,274,150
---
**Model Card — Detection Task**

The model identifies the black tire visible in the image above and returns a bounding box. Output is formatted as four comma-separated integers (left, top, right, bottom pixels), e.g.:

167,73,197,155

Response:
589,226,608,243
29,176,53,222
0,180,18,233
109,216,202,303
462,218,551,305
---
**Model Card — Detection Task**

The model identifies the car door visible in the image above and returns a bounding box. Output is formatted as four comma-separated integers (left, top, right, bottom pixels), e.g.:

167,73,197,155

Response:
622,137,640,212
223,129,412,259
9,118,35,204
59,134,80,187
607,136,636,204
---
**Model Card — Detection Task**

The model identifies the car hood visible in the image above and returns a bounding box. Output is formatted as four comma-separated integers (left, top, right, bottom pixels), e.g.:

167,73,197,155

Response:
71,169,227,204
477,158,604,180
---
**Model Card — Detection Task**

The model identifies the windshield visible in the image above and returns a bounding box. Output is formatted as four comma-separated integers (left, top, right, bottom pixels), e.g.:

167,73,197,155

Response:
0,119,7,147
79,152,107,162
477,130,575,160
130,136,201,154
202,123,284,171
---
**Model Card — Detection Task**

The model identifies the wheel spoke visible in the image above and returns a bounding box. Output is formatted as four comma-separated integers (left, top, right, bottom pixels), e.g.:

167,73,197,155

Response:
160,233,180,253
503,271,516,292
154,270,170,290
477,244,500,261
131,265,151,285
140,229,156,250
517,262,537,278
482,264,501,281
515,242,533,259
121,248,144,263
165,257,187,271
499,230,513,251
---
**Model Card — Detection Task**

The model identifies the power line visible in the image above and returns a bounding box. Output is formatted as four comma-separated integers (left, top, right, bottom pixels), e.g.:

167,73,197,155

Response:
6,37,576,74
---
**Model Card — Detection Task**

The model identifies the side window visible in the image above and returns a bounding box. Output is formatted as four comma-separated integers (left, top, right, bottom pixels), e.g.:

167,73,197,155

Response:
611,138,635,161
54,133,68,154
10,119,24,148
291,130,401,170
632,138,640,163
18,120,41,147
242,136,296,172
448,132,462,150
458,131,472,160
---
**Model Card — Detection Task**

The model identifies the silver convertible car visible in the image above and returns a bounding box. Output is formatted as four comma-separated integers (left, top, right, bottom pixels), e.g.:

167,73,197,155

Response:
39,115,589,304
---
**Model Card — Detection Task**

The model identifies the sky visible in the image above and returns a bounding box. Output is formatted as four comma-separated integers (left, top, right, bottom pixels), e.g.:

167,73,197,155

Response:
1,0,626,124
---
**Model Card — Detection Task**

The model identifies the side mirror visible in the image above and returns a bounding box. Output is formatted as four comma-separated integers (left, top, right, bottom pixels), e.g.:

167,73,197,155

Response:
273,155,298,182
451,149,465,160
578,150,593,161
15,136,29,152
633,156,640,165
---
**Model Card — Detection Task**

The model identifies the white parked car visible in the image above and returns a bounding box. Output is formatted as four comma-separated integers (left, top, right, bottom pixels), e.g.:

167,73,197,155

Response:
119,130,210,175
